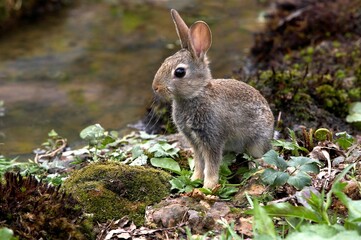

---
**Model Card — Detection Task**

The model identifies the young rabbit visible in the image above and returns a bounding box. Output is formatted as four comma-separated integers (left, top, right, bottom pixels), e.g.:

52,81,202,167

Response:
152,9,274,189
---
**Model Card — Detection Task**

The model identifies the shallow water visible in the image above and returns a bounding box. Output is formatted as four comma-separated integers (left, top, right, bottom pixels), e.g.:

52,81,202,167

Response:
0,0,264,157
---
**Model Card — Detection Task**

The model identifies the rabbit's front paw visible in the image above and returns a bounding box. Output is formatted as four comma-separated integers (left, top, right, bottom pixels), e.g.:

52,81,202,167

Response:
203,176,218,189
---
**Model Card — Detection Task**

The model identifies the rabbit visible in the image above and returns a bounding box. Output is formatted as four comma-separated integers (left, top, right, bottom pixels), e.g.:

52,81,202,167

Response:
152,9,274,189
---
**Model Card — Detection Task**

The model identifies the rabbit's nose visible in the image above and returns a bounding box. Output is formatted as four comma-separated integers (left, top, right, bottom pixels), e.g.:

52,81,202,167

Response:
152,83,159,92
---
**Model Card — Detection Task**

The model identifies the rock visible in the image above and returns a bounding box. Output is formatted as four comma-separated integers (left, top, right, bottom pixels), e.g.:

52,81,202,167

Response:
146,195,235,233
152,204,188,227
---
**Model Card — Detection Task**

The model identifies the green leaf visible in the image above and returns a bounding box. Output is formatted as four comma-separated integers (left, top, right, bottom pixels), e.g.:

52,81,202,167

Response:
169,177,185,190
48,129,59,138
304,191,325,213
299,163,320,173
217,186,239,200
272,139,297,151
198,187,213,195
261,168,289,186
252,199,277,239
335,132,355,149
130,154,148,166
262,202,322,223
148,142,179,158
346,102,361,123
273,171,290,186
288,156,320,173
288,156,320,167
263,150,288,170
169,174,201,193
131,145,144,159
150,157,181,174
0,227,17,240
80,124,105,141
139,131,157,139
287,171,311,189
219,162,233,177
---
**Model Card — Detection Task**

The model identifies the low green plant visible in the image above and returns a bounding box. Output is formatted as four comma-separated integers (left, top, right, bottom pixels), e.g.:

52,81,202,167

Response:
168,155,239,200
334,131,355,150
261,149,320,189
272,129,309,156
346,102,361,124
0,227,17,240
79,124,239,200
248,164,361,239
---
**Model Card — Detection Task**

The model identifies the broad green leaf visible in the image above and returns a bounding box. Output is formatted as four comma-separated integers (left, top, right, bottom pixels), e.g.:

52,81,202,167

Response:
139,131,157,139
80,124,105,141
287,171,311,189
219,162,232,177
272,139,297,150
346,112,361,123
252,199,277,239
273,171,290,186
169,175,201,193
261,168,289,186
263,150,288,170
169,177,185,190
335,132,355,149
299,163,320,173
0,228,17,240
288,156,320,167
148,142,179,158
131,145,144,159
263,202,322,223
130,154,148,166
150,157,181,174
346,102,361,123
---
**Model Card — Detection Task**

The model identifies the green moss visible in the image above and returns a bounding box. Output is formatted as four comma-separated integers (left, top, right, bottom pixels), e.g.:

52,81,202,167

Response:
63,162,171,225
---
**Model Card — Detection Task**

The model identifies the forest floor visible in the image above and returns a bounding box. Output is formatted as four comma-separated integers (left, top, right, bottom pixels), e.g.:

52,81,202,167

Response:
0,0,361,239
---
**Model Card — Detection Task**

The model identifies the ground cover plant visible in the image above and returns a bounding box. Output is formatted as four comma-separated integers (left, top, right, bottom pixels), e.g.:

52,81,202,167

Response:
0,0,360,239
0,123,360,239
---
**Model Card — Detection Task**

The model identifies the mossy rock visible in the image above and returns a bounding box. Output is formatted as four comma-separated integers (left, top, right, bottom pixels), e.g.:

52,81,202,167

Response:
63,162,171,225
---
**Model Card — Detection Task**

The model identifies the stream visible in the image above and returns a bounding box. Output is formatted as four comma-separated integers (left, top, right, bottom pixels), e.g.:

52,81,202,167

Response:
0,0,264,158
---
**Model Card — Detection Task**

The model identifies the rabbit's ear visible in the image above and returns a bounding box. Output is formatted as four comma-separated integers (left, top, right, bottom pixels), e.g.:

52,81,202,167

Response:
189,21,212,59
171,9,190,49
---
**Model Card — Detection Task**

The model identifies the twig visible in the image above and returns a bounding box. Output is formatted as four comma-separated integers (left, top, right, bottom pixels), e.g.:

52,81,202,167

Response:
34,139,67,163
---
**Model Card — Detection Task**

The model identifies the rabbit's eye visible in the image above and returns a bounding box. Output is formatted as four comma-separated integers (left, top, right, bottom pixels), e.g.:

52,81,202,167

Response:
174,67,186,78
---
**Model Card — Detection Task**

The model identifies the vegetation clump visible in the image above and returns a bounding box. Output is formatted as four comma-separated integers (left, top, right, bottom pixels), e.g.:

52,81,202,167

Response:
239,0,361,133
63,162,171,225
0,172,92,240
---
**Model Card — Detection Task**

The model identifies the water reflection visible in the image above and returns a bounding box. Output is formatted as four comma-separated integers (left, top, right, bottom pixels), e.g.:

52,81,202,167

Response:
0,0,263,157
